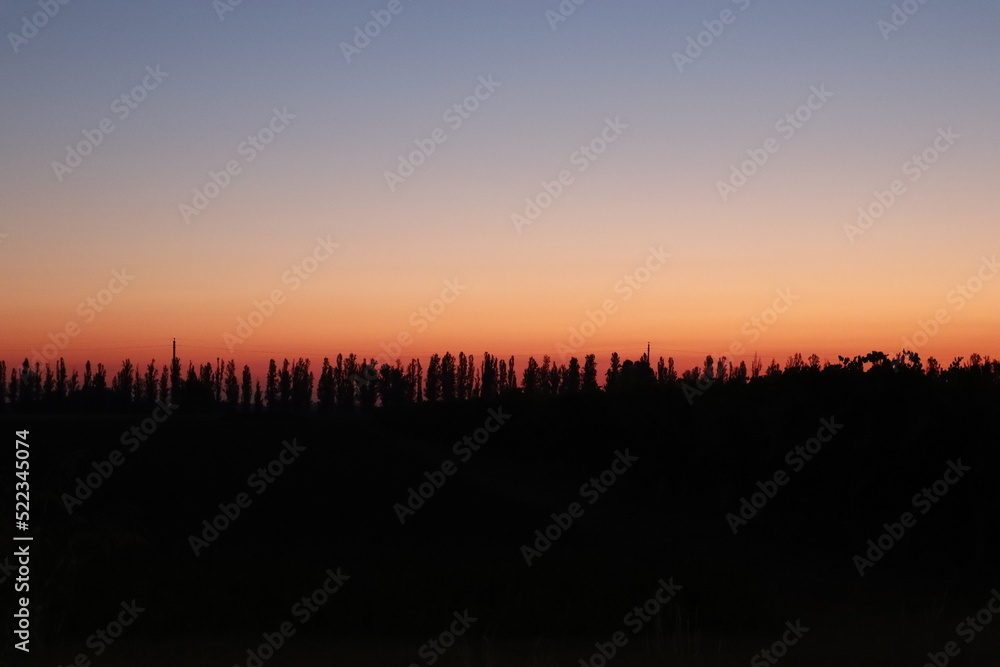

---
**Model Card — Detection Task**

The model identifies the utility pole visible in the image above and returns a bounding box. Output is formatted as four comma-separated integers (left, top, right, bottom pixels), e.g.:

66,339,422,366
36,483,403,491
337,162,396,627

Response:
172,338,176,364
647,341,650,363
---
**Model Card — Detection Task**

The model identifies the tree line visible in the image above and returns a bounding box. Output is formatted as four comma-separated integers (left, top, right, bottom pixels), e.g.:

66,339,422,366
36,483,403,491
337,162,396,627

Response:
1,349,997,413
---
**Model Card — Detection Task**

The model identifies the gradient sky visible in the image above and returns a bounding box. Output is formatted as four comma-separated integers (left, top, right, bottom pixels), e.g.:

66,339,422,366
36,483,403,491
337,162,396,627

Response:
2,0,999,376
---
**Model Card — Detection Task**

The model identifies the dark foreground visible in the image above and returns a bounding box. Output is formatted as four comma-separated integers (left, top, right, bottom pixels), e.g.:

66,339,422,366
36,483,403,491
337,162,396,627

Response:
3,374,999,665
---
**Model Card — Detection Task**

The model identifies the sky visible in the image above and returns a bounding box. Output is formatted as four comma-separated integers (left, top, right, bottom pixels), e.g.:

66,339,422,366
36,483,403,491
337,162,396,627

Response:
2,0,999,377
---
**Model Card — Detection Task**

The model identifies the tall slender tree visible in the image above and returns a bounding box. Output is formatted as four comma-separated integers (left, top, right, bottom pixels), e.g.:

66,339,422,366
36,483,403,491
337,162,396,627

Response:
265,359,279,410
241,365,253,410
224,359,239,409
583,354,598,392
522,356,539,395
441,352,456,401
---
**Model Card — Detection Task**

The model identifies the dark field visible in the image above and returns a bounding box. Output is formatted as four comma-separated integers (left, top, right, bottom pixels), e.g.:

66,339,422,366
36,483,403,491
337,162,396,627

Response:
4,371,1000,666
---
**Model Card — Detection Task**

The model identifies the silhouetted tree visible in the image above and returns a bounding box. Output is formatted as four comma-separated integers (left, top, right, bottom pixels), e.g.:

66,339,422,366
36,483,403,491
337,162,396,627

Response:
112,360,136,405
241,365,253,410
183,363,213,410
732,360,748,384
583,354,598,392
213,358,224,404
265,359,279,410
619,356,655,390
498,357,508,393
471,362,481,397
377,362,411,408
7,368,18,406
407,358,422,403
457,352,469,401
538,355,552,395
441,352,456,401
563,357,581,394
224,360,239,410
142,360,158,405
170,356,181,404
277,359,292,411
715,355,727,383
253,381,263,413
425,354,441,402
199,362,214,400
466,354,477,397
480,352,499,399
522,356,539,395
291,358,313,413
703,355,715,382
159,364,169,404
335,354,357,411
356,359,377,411
56,358,68,401
93,363,107,392
606,352,621,390
317,358,335,414
42,363,54,403
549,362,562,394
